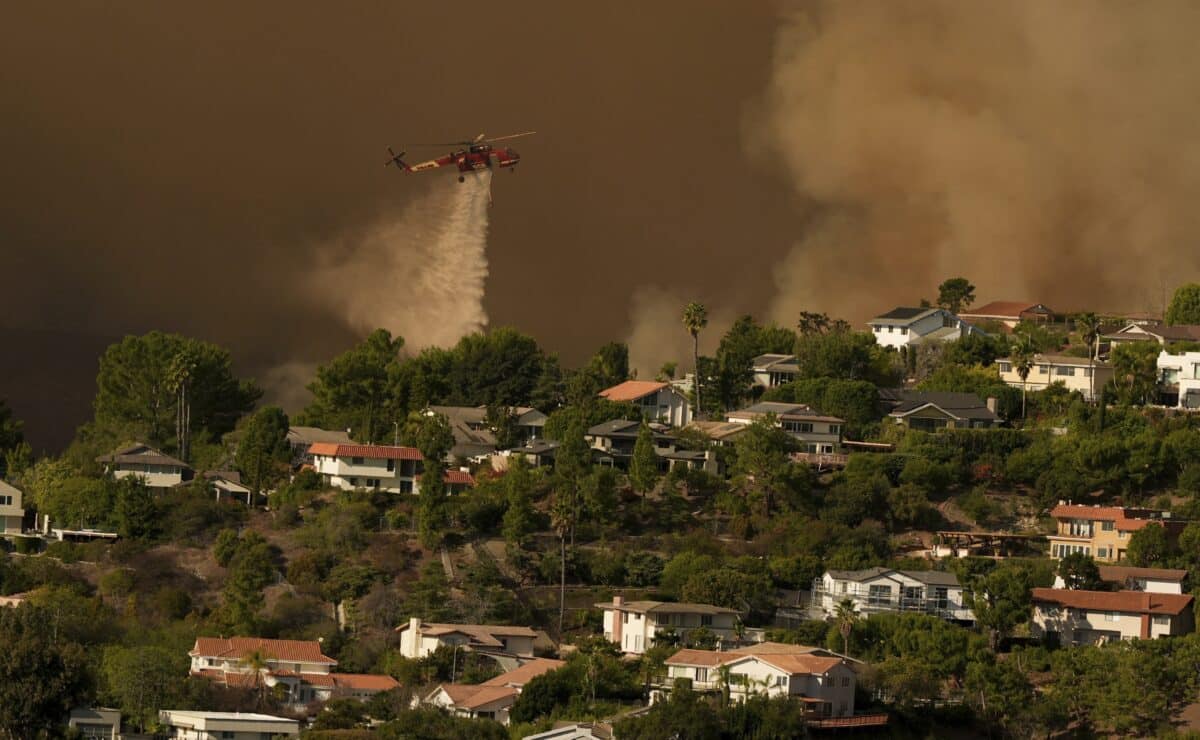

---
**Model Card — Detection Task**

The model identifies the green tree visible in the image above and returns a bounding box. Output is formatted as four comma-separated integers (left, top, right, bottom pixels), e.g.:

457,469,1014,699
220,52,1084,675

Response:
0,400,24,480
834,598,858,657
1166,283,1200,325
92,331,261,455
731,415,801,518
967,565,1032,651
501,457,537,549
101,645,183,731
936,276,976,314
682,302,709,420
416,413,454,548
1010,335,1035,419
794,328,897,385
300,328,404,443
1075,312,1102,398
0,604,93,739
1109,341,1160,406
1125,523,1170,567
1058,552,1102,590
629,421,659,500
114,476,157,539
218,532,278,631
235,406,291,495
964,657,1034,737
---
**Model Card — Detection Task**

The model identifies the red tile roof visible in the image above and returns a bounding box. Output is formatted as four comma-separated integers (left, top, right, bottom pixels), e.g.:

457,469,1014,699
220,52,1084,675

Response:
432,683,518,710
1048,504,1177,531
481,658,566,688
190,637,336,665
307,443,422,460
416,470,478,486
301,673,399,691
1032,588,1194,615
599,380,669,403
666,647,847,676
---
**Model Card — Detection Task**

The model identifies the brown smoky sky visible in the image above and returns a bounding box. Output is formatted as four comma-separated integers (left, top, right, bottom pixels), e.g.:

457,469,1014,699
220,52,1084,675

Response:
4,1,1200,450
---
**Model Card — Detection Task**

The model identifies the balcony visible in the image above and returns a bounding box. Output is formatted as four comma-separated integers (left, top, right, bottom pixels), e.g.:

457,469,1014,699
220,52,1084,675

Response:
810,584,970,621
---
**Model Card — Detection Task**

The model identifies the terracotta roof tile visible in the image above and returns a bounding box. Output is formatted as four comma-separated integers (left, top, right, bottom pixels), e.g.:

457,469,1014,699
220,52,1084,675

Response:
190,637,336,665
1032,588,1194,615
1048,504,1178,531
481,658,565,688
599,380,669,402
307,443,422,460
432,683,518,710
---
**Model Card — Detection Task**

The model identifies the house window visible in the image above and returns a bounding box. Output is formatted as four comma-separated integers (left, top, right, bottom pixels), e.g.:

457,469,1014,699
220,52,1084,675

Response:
1038,366,1049,375
1101,521,1114,531
867,584,892,606
1153,616,1170,626
700,615,713,626
783,421,814,434
1105,612,1119,622
387,459,395,472
696,668,708,682
899,327,908,335
1097,548,1108,559
933,587,949,610
838,581,847,594
998,362,1011,373
902,586,923,607
622,613,629,624
1055,367,1076,376
352,456,364,465
0,495,10,506
349,477,359,486
887,326,894,333
775,675,788,687
842,676,850,687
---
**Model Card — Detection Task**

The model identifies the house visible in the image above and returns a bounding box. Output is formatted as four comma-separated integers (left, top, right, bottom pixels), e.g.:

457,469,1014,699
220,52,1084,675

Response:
507,439,560,468
809,568,974,622
1030,588,1195,645
878,389,1000,430
96,443,192,490
599,380,692,427
203,470,254,504
309,442,422,493
287,426,353,466
663,645,857,718
752,354,800,389
585,419,717,474
726,402,844,454
687,420,749,446
0,593,27,608
0,480,25,534
1157,349,1200,408
997,354,1112,401
596,596,751,654
523,722,614,740
396,618,538,659
67,707,121,739
188,637,398,707
867,307,984,349
1105,322,1200,349
1048,502,1186,562
1052,565,1188,594
958,301,1054,329
423,658,565,726
427,405,547,459
157,710,299,738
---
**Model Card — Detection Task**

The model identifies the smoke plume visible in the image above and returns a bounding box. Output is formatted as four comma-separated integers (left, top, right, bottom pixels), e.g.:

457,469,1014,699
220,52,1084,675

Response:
752,0,1200,324
312,172,493,349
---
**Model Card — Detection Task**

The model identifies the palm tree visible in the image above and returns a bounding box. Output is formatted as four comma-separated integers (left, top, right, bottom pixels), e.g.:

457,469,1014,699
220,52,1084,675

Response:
682,302,708,420
240,648,272,708
1076,312,1102,401
1010,335,1035,419
834,598,858,657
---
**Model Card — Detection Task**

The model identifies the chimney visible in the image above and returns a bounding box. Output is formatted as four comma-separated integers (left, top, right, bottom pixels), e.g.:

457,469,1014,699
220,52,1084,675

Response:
613,595,624,607
409,616,421,634
986,397,998,414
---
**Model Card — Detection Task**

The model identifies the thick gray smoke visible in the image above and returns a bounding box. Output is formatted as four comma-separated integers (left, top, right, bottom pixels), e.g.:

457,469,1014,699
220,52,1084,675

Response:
750,0,1200,324
313,171,492,348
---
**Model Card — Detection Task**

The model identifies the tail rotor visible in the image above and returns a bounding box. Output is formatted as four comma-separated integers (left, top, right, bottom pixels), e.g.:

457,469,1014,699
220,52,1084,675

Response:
385,147,409,170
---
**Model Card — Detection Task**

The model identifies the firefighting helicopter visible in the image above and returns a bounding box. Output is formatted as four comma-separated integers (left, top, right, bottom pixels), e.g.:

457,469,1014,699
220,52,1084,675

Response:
384,131,535,182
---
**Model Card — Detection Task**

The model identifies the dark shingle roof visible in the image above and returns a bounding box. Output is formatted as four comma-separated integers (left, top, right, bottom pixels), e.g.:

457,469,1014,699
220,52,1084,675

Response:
875,307,934,321
879,390,998,421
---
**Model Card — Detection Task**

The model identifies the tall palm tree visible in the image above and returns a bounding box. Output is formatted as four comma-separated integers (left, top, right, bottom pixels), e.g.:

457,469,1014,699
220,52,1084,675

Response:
1076,312,1102,402
1011,335,1035,419
240,648,272,708
834,598,858,657
682,302,708,421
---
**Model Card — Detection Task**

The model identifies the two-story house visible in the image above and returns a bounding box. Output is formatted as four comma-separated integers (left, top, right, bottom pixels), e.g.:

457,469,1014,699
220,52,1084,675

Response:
867,307,984,349
878,389,1000,430
1031,588,1195,645
96,443,193,491
309,442,422,493
189,637,397,707
0,480,25,534
1052,565,1187,594
958,301,1055,330
1048,503,1186,562
596,596,751,654
810,568,974,622
598,381,692,427
663,644,857,718
726,402,844,454
997,354,1113,401
1156,349,1200,408
752,354,800,389
396,618,539,660
585,420,718,474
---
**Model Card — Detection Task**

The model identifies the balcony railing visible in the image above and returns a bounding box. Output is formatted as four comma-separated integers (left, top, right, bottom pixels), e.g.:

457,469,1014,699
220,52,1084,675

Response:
810,584,969,620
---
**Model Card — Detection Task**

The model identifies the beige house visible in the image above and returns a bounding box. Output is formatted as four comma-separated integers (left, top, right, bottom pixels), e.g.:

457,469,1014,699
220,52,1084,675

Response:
726,402,844,455
597,596,751,655
96,443,192,490
157,710,298,738
1031,588,1195,645
1048,503,1186,562
423,658,565,725
997,354,1112,401
0,480,25,534
663,644,857,718
1105,322,1200,349
879,390,1000,430
1052,565,1187,594
189,637,397,707
67,708,121,739
959,301,1054,330
396,618,538,660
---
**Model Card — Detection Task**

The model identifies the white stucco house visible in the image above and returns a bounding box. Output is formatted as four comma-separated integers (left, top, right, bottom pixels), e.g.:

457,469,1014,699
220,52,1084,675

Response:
157,711,299,739
1031,588,1195,645
396,618,538,659
867,307,984,349
663,644,857,718
599,380,692,427
0,480,25,534
752,354,800,389
1157,349,1200,408
309,442,423,493
726,402,844,454
596,596,751,654
96,443,192,490
810,568,974,622
997,354,1112,401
